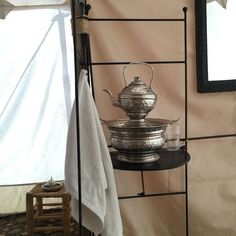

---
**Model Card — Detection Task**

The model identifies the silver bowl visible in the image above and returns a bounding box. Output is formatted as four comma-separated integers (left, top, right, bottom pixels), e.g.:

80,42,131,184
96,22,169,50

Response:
105,118,170,163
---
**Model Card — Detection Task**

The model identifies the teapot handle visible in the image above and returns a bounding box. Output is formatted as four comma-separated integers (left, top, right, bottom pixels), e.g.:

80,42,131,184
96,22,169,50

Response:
122,62,154,88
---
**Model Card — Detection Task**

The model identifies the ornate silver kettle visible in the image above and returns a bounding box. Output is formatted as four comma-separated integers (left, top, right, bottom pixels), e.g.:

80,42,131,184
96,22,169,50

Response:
103,62,157,125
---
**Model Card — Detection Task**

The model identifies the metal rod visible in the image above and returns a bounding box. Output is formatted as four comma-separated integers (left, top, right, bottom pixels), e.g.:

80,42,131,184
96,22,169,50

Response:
90,60,185,66
89,18,185,22
140,171,145,195
183,7,189,236
179,133,236,142
71,0,83,235
185,162,189,236
86,34,96,99
79,2,95,235
118,191,186,200
188,133,236,141
183,7,188,152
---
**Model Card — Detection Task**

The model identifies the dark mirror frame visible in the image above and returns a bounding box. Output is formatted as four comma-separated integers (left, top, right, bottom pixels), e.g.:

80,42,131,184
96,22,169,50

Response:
195,0,236,93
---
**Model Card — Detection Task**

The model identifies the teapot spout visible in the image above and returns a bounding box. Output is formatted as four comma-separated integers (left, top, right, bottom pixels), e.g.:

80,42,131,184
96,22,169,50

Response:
103,89,120,107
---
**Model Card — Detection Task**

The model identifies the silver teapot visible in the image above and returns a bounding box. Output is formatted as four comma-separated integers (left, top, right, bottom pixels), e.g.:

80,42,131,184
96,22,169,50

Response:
103,62,157,125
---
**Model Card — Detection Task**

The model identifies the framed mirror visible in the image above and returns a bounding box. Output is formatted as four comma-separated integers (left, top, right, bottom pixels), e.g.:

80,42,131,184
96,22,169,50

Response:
195,0,236,92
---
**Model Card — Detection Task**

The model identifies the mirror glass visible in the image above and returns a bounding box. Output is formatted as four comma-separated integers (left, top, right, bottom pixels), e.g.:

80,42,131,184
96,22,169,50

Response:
207,0,236,81
195,0,236,92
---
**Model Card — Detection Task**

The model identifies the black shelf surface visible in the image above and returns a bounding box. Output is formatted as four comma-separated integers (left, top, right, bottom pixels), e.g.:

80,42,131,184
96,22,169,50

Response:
111,148,190,171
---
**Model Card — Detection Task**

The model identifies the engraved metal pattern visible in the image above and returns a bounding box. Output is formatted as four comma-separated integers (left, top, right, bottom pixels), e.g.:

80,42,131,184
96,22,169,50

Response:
103,63,170,163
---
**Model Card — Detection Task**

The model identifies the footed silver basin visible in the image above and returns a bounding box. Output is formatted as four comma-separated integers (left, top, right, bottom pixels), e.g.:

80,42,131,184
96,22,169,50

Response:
104,118,170,163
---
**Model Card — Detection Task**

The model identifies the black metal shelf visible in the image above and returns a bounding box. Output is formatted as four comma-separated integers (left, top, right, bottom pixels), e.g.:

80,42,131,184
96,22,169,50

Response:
111,148,190,172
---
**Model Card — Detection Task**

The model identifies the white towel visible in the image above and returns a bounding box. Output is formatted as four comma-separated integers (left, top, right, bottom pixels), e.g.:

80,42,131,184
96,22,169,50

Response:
64,69,123,236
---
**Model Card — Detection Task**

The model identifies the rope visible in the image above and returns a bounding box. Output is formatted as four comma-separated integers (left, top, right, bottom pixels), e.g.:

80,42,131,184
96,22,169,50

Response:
76,17,90,34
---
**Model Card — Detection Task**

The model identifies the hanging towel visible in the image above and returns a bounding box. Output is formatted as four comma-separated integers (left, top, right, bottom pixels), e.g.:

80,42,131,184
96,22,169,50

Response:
64,69,123,236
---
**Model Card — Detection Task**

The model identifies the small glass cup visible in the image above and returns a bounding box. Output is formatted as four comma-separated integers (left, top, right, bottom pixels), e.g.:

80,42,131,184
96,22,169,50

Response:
166,123,180,151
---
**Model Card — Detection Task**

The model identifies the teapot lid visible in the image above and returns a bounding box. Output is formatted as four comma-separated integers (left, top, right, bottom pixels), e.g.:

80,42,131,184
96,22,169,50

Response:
119,76,157,99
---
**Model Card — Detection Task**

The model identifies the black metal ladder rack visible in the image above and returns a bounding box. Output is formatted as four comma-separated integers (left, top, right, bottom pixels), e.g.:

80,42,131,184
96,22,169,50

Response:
71,1,189,235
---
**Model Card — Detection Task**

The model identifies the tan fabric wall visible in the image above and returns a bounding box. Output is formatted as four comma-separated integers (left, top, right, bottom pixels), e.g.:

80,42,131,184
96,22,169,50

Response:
88,0,236,235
